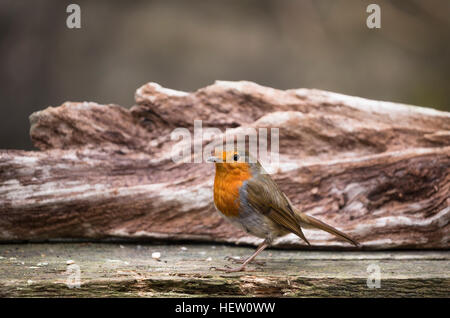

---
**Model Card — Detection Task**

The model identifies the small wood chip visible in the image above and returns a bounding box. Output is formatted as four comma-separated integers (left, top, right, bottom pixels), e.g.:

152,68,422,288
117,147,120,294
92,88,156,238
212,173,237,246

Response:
152,252,161,260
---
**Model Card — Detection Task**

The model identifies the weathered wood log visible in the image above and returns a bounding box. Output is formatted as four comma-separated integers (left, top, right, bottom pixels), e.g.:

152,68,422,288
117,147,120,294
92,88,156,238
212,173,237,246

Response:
0,81,449,249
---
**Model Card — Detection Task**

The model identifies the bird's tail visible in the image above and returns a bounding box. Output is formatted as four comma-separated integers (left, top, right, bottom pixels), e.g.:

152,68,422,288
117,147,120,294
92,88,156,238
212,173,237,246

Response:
296,212,360,247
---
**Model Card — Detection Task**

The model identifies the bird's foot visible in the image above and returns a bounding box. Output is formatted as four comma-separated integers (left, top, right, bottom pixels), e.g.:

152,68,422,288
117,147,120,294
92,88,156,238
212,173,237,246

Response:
224,256,265,266
210,264,254,273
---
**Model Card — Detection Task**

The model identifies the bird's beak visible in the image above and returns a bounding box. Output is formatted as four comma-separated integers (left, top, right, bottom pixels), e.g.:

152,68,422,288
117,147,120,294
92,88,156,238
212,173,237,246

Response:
207,156,221,163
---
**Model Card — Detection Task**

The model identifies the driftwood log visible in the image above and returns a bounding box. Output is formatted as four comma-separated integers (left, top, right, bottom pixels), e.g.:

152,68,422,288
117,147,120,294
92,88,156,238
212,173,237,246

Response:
0,81,449,249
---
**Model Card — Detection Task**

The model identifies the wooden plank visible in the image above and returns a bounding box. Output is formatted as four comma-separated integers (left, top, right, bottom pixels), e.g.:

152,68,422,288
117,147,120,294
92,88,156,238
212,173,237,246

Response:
0,243,448,297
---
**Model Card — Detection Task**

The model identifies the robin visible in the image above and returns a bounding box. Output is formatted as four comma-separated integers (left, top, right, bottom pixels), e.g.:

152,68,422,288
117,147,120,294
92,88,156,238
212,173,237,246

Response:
207,149,359,272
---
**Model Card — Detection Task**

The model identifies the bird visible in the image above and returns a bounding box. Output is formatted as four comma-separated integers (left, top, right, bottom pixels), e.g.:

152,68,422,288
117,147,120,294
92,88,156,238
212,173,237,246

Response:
207,149,359,272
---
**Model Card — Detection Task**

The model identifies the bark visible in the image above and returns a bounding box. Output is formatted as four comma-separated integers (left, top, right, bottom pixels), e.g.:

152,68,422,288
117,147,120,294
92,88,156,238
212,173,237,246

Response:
0,81,449,249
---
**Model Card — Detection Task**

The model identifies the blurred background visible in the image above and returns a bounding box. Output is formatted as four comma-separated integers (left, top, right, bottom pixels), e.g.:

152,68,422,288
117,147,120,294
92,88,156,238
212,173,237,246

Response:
0,0,449,150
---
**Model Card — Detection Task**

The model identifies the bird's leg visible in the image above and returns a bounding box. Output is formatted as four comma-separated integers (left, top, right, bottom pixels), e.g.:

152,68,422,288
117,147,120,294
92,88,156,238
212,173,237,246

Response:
212,241,269,272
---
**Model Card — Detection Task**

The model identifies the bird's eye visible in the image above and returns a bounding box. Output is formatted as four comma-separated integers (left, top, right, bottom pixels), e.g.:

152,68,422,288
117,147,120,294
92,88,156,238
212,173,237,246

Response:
233,154,239,161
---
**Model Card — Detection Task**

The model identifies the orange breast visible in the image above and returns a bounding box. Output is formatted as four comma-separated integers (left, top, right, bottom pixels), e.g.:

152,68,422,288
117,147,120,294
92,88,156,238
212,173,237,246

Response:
213,165,252,218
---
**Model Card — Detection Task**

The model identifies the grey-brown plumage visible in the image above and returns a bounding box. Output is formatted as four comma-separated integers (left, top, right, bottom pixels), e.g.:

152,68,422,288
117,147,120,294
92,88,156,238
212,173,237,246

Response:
243,158,358,246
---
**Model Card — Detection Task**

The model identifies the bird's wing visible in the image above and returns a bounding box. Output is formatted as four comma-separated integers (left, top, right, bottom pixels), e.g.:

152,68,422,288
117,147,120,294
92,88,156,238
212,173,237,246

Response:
245,173,311,245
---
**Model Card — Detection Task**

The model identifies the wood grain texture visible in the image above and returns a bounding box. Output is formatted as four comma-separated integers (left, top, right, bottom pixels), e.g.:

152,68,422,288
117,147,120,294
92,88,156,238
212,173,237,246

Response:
0,244,448,297
0,81,449,249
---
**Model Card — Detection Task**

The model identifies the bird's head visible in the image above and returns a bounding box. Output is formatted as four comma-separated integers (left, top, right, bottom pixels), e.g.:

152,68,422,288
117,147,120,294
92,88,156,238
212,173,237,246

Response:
207,149,261,175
